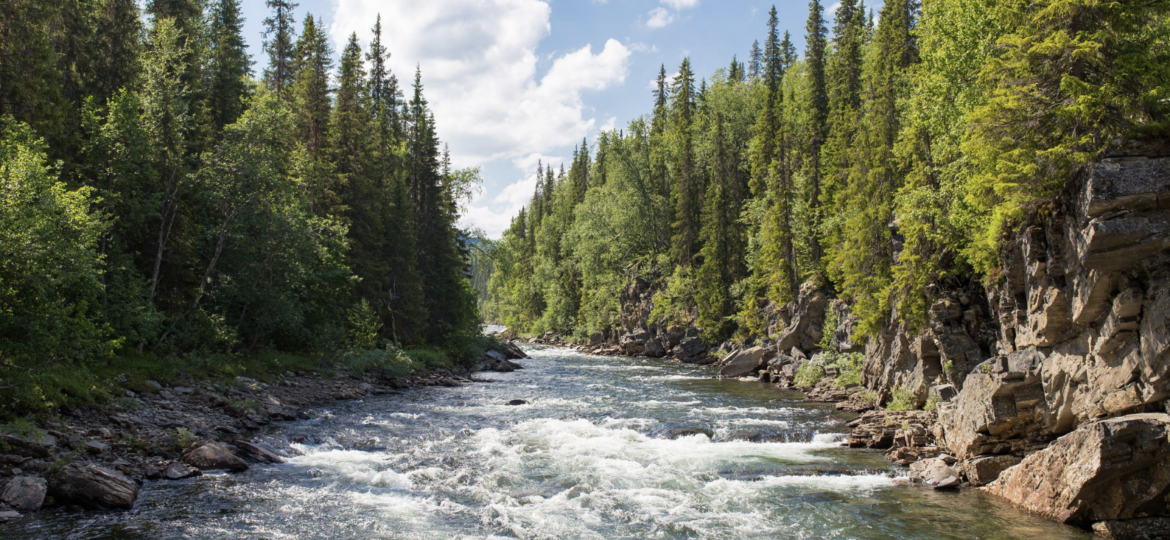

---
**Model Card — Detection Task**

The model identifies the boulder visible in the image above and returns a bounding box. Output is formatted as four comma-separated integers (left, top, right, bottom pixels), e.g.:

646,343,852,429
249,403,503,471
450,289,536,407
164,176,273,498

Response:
668,427,714,439
236,441,285,464
0,476,47,512
0,509,21,522
673,336,708,362
163,462,202,480
908,457,958,486
962,455,1021,487
718,347,769,378
49,463,138,510
645,339,667,358
983,413,1170,524
182,442,249,473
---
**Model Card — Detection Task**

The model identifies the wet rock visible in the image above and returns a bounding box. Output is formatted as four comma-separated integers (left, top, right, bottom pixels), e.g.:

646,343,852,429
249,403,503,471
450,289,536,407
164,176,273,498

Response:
983,413,1170,524
673,336,709,363
962,455,1021,487
0,476,47,512
0,509,21,522
847,410,934,450
506,399,528,406
1092,517,1170,540
163,462,202,480
669,427,714,439
49,463,138,510
645,339,667,358
908,457,957,485
718,347,769,378
235,441,285,464
182,442,249,473
933,476,961,490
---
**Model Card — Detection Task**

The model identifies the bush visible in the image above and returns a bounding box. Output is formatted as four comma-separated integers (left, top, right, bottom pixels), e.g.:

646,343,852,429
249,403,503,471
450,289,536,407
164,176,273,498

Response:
885,387,918,411
794,361,826,388
833,352,865,388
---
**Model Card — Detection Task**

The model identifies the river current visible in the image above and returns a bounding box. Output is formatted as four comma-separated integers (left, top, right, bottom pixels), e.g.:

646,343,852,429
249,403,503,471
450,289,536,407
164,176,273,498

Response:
5,346,1090,539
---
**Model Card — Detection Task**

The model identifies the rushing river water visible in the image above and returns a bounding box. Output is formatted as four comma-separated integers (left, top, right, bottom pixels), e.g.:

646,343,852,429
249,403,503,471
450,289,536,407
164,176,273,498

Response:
5,346,1091,540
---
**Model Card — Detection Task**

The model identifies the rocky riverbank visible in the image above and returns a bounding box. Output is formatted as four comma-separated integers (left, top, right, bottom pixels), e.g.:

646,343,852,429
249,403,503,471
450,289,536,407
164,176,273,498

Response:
553,143,1170,539
0,343,527,521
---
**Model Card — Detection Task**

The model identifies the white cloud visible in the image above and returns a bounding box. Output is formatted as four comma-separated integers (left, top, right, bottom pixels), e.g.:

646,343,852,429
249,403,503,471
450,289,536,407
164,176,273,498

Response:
661,0,699,9
330,0,630,168
458,152,565,237
645,7,674,28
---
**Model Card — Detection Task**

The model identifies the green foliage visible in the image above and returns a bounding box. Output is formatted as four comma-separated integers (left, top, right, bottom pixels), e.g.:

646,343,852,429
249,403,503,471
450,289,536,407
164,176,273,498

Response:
348,300,382,350
885,387,918,411
650,266,697,330
833,352,865,388
794,361,826,388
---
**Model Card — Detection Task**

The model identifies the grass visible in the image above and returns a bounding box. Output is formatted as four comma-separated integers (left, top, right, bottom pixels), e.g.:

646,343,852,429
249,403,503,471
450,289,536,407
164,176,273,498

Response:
0,332,504,423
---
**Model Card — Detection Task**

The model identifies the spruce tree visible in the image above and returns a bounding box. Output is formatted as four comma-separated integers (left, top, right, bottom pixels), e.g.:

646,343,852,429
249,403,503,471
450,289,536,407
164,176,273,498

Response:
803,0,829,271
262,0,298,98
748,40,762,80
368,15,402,141
668,57,700,267
207,0,251,133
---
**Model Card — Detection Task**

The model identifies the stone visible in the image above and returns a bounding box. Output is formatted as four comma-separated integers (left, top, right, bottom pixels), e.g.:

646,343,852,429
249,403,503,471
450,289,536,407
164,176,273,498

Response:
645,339,667,358
933,476,961,490
182,442,249,473
983,413,1170,525
673,336,708,361
85,440,110,454
163,462,202,480
0,476,47,512
235,441,285,464
506,399,528,406
0,510,21,522
908,457,957,486
49,463,138,510
962,455,1021,487
668,427,713,439
1092,518,1170,540
718,347,769,378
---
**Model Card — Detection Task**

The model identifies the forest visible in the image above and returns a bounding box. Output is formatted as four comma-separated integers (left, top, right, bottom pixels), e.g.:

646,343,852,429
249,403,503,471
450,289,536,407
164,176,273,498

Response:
485,0,1170,345
0,0,483,416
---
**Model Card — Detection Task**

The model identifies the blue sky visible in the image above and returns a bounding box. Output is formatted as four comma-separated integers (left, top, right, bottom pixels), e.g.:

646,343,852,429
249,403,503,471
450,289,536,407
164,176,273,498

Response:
235,0,860,237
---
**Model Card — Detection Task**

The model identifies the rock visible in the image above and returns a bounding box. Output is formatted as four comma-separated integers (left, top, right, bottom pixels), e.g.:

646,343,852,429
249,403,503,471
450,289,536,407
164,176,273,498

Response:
163,462,202,480
644,339,667,358
49,463,138,510
983,413,1170,525
847,410,935,450
0,434,52,459
962,455,1021,487
182,442,249,473
775,287,829,352
506,399,528,406
589,333,604,346
0,476,47,512
0,509,21,522
668,427,714,439
908,457,957,485
235,441,285,464
718,347,769,378
673,336,708,362
1092,518,1170,540
85,440,110,454
933,476,961,490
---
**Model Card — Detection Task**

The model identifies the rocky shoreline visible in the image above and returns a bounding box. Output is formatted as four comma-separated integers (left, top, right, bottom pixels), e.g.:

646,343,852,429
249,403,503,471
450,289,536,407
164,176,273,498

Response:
0,343,527,521
537,145,1170,539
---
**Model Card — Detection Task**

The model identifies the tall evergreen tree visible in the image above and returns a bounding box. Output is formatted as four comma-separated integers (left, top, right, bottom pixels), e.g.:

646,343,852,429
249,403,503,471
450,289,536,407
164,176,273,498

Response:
748,40,763,80
803,0,829,271
262,0,298,98
367,15,402,141
207,0,251,134
669,57,700,267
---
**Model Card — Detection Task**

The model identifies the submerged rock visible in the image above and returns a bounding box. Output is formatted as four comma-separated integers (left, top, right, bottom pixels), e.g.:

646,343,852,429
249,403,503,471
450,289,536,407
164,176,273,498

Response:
668,427,714,439
236,441,285,464
983,413,1170,524
163,462,202,480
49,463,138,510
182,442,249,473
506,399,528,406
1092,517,1170,540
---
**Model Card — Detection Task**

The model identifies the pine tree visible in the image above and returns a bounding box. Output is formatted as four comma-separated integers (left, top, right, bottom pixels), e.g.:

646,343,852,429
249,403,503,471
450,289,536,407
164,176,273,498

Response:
367,15,402,141
262,0,298,98
803,0,829,271
669,57,700,267
696,114,739,342
820,0,866,250
86,0,144,104
828,0,919,335
292,15,332,156
207,0,251,133
748,40,762,80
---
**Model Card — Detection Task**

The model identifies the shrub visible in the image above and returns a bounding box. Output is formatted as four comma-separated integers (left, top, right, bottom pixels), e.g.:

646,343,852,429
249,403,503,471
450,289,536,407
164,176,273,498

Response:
885,387,918,411
794,361,826,388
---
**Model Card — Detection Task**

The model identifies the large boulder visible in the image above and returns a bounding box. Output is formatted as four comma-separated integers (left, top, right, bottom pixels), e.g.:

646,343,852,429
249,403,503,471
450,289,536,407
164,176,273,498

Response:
673,336,709,363
983,413,1170,525
719,347,769,378
182,442,249,472
49,463,138,510
1,476,47,512
962,455,1021,487
644,339,667,358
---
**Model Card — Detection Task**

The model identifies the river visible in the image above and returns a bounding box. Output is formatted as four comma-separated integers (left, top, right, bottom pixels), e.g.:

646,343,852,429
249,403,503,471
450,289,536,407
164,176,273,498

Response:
4,346,1090,539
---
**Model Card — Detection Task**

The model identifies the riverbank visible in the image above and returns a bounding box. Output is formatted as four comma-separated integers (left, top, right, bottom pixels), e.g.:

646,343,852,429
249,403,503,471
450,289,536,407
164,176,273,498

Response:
0,342,527,520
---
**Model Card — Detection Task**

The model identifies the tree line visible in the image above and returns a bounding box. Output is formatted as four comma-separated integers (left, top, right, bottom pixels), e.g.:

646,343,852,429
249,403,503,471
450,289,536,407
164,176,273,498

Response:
1,0,480,410
485,0,1170,344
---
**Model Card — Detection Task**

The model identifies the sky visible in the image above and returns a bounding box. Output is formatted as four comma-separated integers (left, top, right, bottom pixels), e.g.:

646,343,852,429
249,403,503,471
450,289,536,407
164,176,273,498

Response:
236,0,866,238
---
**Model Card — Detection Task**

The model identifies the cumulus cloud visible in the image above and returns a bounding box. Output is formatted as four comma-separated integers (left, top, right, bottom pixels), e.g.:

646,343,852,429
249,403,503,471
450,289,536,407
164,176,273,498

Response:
330,0,630,168
645,7,674,28
661,0,699,9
